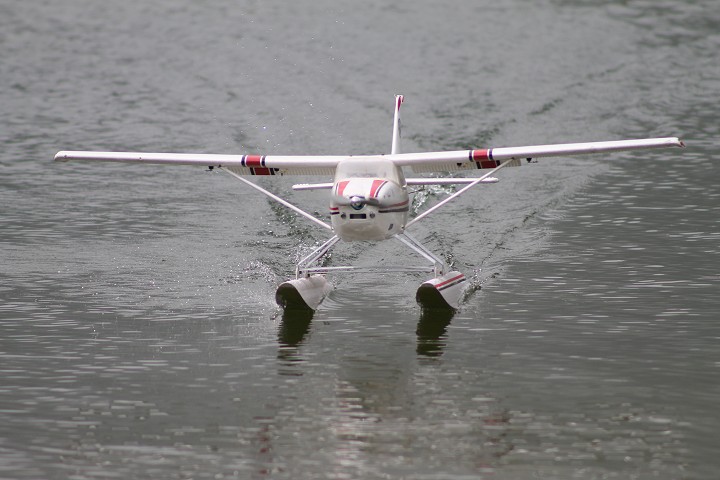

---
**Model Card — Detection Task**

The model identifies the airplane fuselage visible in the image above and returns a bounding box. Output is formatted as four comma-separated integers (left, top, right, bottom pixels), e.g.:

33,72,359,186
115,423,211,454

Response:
330,157,408,241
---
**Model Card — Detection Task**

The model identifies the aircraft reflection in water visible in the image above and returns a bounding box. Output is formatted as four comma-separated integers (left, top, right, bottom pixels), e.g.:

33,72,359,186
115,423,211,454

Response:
274,307,516,469
277,309,314,372
277,308,455,363
416,309,454,357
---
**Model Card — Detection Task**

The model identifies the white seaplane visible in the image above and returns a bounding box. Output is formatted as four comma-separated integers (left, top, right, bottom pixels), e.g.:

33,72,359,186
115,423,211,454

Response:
55,95,684,311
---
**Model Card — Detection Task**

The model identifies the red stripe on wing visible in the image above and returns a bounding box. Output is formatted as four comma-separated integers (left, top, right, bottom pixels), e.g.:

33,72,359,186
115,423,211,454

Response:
478,160,497,169
244,155,264,167
472,149,497,169
472,149,489,161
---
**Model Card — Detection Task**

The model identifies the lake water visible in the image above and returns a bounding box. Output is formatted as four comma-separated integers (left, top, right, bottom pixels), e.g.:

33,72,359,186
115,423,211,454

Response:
1,0,719,478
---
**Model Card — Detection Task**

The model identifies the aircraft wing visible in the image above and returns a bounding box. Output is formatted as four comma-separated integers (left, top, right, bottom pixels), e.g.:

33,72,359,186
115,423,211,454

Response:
55,137,683,176
391,137,684,173
54,151,346,176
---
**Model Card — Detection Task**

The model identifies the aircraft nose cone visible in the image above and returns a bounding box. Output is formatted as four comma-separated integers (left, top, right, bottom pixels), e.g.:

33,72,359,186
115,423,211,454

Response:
350,196,364,210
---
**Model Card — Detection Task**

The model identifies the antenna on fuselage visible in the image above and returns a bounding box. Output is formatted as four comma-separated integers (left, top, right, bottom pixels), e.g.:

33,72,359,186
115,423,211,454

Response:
391,94,404,155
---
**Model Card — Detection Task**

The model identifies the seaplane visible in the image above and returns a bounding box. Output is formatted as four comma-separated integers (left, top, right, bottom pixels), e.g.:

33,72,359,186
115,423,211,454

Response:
55,95,684,311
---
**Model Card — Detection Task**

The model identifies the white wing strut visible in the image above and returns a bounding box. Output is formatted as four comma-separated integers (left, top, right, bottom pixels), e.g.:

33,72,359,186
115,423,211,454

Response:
221,168,332,231
406,159,516,228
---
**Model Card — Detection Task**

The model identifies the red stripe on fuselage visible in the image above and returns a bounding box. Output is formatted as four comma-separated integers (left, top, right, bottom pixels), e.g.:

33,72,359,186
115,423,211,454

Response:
383,199,409,208
369,180,387,198
336,180,350,197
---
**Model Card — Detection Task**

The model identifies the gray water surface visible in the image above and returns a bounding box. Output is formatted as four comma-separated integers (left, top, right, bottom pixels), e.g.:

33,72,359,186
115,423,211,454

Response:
2,1,719,478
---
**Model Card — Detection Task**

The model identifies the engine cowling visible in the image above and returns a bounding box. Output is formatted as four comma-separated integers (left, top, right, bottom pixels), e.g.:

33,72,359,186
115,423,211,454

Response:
330,177,408,241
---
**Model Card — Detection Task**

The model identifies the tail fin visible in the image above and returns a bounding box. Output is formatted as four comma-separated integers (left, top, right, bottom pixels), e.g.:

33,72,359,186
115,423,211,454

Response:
391,95,404,154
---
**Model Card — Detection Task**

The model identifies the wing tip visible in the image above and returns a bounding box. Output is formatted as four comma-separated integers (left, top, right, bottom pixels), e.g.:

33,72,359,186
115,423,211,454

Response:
666,137,684,148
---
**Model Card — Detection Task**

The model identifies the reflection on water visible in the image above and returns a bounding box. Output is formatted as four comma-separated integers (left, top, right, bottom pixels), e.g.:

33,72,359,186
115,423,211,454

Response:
278,304,456,361
416,308,455,357
278,309,314,348
277,308,314,375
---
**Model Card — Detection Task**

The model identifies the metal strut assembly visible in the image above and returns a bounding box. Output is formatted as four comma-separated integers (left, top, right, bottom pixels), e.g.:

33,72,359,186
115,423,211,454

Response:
221,167,332,231
394,233,447,277
221,167,454,280
294,232,447,279
296,235,341,278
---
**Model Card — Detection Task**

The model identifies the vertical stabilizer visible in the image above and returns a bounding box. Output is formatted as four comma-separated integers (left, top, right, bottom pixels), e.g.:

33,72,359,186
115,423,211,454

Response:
391,95,404,154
